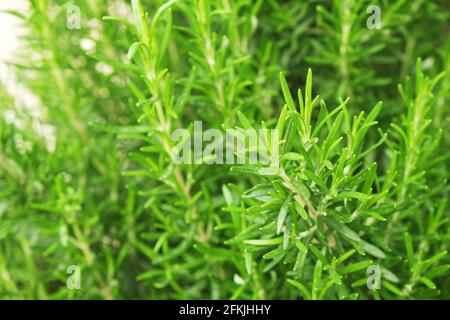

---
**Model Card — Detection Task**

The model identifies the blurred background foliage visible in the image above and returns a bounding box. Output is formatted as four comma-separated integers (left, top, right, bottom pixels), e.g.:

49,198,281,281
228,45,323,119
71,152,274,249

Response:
0,0,449,299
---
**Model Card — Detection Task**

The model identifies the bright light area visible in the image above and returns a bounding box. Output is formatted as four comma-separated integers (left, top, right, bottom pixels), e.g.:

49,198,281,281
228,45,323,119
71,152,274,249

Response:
0,0,41,118
0,0,28,76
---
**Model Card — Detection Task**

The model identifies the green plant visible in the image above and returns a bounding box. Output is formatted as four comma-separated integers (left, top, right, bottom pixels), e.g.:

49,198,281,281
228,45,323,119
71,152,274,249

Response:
0,0,449,299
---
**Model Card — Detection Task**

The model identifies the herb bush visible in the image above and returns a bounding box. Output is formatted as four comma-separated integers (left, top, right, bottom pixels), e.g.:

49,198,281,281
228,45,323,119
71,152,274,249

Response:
0,0,449,299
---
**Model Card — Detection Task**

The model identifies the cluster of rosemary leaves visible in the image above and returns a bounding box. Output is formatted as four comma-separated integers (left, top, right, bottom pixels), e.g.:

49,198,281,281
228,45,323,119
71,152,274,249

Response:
0,0,449,299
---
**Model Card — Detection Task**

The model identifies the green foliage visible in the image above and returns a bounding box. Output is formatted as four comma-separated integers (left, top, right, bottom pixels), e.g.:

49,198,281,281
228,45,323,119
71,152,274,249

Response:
0,0,449,299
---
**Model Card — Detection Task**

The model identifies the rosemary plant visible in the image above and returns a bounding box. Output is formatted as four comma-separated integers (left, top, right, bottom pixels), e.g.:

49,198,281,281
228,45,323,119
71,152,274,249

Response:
0,0,449,299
